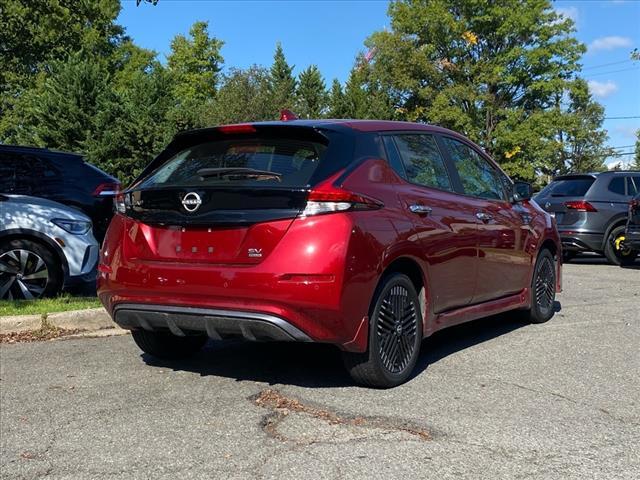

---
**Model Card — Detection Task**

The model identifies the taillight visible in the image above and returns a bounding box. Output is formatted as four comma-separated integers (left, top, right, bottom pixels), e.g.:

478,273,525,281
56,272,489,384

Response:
114,193,127,214
93,182,120,197
564,200,597,212
301,187,383,217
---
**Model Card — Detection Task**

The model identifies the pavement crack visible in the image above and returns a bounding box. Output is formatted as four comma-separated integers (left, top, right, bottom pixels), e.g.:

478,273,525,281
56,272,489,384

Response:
250,388,431,445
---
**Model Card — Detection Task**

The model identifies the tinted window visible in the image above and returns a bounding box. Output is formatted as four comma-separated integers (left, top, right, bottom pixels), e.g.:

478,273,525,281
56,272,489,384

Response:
393,134,452,191
627,176,640,196
382,136,406,178
608,177,625,195
537,178,595,197
442,137,506,200
0,153,18,192
140,137,327,189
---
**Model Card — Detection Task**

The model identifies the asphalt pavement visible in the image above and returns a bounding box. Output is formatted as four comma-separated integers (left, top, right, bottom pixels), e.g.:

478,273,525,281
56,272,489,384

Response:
1,259,639,479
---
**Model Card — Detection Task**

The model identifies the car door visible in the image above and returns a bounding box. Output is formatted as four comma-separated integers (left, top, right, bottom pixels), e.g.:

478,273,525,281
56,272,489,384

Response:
439,136,531,304
382,133,477,313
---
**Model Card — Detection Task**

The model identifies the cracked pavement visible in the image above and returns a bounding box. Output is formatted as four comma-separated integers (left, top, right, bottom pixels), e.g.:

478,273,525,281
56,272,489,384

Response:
1,258,639,479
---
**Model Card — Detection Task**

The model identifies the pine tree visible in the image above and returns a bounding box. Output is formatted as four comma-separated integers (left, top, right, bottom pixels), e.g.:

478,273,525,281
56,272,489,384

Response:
296,65,327,118
328,79,347,118
269,43,297,113
166,21,224,130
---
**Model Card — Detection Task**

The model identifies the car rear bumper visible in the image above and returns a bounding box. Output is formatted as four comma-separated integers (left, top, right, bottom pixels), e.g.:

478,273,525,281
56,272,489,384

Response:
114,304,313,342
623,227,640,250
558,231,603,253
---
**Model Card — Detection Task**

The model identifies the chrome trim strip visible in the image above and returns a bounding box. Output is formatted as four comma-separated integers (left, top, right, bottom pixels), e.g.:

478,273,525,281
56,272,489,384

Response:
113,303,313,342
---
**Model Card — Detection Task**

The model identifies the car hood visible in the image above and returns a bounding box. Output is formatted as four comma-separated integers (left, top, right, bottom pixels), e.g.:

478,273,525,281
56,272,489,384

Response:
3,194,91,222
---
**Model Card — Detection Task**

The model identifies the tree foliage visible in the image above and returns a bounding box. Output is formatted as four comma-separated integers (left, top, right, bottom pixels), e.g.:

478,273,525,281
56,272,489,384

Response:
269,43,297,111
296,65,327,118
363,0,609,181
0,0,616,186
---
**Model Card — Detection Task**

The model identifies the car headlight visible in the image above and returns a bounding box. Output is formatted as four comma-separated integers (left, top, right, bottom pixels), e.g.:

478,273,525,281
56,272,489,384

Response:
51,218,92,235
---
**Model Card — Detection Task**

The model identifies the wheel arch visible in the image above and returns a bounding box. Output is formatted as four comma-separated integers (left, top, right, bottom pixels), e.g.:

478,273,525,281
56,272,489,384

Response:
602,215,628,249
377,255,428,330
0,228,69,278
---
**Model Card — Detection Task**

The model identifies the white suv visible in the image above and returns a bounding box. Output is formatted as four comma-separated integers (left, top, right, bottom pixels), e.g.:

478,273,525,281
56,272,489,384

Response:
0,194,99,299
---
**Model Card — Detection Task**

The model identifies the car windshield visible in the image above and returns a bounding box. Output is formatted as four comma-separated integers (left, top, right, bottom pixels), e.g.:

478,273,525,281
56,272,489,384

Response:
538,178,595,197
138,137,327,189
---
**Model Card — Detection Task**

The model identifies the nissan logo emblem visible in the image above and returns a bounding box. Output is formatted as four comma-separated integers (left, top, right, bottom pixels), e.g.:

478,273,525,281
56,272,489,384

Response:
182,192,202,213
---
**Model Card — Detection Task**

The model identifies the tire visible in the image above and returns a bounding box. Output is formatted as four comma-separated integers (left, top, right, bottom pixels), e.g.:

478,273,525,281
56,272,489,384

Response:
562,251,576,263
0,238,63,300
604,225,638,266
342,273,423,388
523,249,557,324
131,330,207,360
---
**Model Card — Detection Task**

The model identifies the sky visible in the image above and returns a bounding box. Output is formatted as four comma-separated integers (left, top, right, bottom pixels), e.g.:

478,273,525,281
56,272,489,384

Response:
118,0,640,168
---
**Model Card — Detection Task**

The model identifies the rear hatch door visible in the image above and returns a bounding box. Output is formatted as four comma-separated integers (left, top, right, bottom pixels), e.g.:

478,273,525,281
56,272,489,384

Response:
122,125,351,265
534,175,596,226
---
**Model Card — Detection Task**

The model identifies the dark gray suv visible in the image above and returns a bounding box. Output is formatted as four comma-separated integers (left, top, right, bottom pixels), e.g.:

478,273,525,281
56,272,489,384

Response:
534,171,640,265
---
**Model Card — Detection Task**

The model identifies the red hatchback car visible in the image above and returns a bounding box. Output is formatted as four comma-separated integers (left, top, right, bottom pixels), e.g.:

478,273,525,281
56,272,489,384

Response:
98,120,561,387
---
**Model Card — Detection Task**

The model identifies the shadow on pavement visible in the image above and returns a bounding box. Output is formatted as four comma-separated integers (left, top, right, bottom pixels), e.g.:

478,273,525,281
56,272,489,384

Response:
141,302,561,389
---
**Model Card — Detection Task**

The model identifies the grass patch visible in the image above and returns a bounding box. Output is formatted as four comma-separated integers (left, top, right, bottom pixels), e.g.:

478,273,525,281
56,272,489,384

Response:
0,295,102,316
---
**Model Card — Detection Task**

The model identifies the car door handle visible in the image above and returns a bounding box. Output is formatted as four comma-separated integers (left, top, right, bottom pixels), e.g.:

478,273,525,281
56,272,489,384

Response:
476,212,493,222
409,204,432,215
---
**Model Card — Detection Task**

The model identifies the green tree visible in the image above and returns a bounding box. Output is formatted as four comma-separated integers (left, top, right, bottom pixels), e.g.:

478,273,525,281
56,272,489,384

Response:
328,79,348,118
553,79,611,174
296,65,327,118
365,0,596,181
166,21,224,130
341,55,396,120
269,43,296,112
633,130,640,170
207,66,276,125
0,0,124,138
9,53,110,153
85,59,175,184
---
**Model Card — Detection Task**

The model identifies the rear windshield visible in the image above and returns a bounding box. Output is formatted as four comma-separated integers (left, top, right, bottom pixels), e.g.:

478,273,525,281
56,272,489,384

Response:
139,137,328,189
538,178,595,197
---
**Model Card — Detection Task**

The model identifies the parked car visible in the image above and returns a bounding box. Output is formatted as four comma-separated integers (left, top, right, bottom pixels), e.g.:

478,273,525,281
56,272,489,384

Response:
621,192,640,265
0,145,120,242
97,120,561,388
0,194,99,299
533,171,640,265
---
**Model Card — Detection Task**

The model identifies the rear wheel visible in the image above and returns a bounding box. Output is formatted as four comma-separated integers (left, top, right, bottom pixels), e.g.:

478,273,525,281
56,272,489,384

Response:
342,274,423,388
604,225,638,266
131,330,207,359
523,249,557,324
0,239,63,300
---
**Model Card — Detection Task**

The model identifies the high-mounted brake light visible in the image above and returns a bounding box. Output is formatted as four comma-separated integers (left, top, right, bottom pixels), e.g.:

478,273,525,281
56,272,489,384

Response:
280,109,299,121
218,124,256,134
301,187,383,217
93,182,121,197
564,200,597,212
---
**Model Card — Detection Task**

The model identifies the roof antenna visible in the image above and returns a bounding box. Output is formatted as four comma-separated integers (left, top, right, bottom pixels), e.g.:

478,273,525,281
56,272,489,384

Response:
280,109,299,121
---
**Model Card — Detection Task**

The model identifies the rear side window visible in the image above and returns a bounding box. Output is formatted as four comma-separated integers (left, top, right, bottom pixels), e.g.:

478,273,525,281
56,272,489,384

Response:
538,178,595,197
0,153,18,192
626,177,640,196
392,134,452,191
442,137,506,200
608,177,625,195
140,137,328,189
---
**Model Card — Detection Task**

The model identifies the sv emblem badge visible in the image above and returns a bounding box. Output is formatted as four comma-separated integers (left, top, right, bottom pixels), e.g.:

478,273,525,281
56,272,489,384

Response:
247,248,263,258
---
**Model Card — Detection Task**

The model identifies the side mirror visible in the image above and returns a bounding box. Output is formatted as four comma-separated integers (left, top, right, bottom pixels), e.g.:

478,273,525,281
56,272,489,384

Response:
512,181,532,202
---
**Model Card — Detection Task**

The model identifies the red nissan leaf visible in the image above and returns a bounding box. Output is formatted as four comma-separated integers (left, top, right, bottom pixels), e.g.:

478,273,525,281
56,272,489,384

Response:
98,119,562,388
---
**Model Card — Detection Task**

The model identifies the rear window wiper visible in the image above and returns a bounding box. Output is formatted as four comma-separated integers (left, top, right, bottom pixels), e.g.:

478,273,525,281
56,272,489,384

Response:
197,168,282,181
